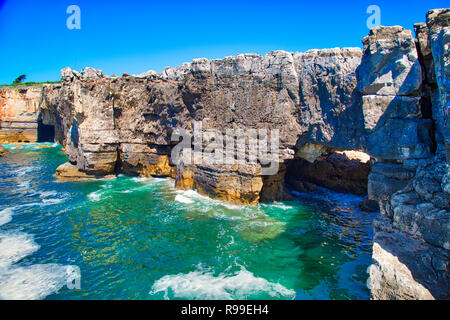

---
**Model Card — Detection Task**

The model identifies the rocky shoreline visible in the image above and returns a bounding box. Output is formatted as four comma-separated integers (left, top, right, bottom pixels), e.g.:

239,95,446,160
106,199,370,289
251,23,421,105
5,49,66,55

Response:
0,8,448,300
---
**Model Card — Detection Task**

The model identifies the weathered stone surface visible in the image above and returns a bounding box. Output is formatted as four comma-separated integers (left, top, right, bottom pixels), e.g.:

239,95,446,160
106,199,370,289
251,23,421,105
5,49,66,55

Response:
175,162,264,206
54,162,115,182
293,48,364,150
414,23,436,84
358,26,422,96
295,143,331,163
427,9,450,161
364,9,450,301
368,162,415,203
366,118,433,160
362,95,421,132
0,86,42,143
369,215,449,300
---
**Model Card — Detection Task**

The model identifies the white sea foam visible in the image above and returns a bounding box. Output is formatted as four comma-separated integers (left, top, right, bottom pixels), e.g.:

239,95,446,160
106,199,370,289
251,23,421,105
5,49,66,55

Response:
37,191,70,206
150,265,296,300
174,189,244,210
41,198,65,205
261,203,295,211
174,190,283,227
0,232,40,268
131,177,152,183
16,166,39,177
17,180,31,190
0,208,14,226
0,231,76,300
88,190,105,202
39,191,59,199
174,194,194,204
0,264,74,300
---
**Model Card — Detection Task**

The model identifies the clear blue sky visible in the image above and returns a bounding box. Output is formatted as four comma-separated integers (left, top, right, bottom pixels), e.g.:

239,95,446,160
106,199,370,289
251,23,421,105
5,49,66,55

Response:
0,0,447,84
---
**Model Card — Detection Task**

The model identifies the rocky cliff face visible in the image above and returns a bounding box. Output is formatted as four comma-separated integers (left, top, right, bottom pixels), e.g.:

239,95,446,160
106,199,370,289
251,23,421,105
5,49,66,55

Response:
42,48,364,205
4,8,448,300
363,10,449,300
0,86,42,143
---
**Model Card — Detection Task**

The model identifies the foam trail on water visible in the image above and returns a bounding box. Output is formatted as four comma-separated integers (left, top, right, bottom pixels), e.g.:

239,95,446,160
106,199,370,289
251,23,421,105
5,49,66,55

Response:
0,264,74,300
15,166,39,177
174,189,247,210
150,265,296,300
174,194,194,204
0,232,40,268
0,208,14,226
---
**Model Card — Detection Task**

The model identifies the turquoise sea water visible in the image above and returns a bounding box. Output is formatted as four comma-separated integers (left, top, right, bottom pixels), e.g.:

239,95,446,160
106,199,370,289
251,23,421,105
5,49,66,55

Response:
0,143,377,300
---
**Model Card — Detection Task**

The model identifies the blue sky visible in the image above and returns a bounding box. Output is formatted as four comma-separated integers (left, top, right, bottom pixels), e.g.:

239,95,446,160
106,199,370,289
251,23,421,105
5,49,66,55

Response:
0,0,447,84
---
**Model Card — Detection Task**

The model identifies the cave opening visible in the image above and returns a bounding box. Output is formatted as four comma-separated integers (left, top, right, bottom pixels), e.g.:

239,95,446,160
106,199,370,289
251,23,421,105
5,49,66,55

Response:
283,149,372,197
37,119,55,142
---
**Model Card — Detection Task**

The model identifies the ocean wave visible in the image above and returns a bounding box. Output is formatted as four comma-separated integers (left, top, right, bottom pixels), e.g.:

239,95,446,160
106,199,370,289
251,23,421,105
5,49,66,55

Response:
260,202,296,211
149,265,295,300
90,177,169,200
174,194,194,204
0,230,77,300
15,166,40,177
39,191,69,205
0,208,14,226
174,189,246,211
0,232,40,269
88,190,108,202
0,264,75,300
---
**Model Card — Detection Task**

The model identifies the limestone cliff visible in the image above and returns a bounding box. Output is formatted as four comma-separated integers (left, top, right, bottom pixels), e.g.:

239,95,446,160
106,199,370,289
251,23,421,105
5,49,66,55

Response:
42,49,364,205
362,10,449,300
0,86,43,143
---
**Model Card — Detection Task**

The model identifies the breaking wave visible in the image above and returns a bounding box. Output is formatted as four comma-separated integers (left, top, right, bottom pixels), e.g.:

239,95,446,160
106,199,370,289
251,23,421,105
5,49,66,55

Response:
0,232,40,268
150,265,296,300
0,232,75,300
0,264,75,300
0,208,13,226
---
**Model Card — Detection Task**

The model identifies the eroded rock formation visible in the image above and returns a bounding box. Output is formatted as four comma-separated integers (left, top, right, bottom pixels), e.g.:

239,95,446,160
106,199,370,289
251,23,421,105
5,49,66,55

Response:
41,48,364,205
0,86,42,143
363,10,450,300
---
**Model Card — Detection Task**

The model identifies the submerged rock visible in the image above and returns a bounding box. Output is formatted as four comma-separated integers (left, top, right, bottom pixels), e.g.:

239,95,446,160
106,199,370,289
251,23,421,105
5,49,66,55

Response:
54,162,115,182
0,144,9,156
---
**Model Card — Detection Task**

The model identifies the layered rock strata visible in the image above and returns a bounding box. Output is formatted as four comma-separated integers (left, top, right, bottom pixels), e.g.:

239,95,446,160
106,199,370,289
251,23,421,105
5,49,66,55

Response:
0,86,42,143
42,50,364,205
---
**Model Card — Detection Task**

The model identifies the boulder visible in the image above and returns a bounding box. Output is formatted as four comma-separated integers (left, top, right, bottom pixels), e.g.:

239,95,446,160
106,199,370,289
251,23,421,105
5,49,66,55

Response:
54,162,115,182
0,144,9,156
358,26,422,96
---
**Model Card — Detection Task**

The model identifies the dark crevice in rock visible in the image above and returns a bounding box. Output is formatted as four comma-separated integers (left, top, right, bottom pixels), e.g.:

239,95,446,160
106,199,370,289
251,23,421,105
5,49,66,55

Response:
284,150,371,196
37,119,55,142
